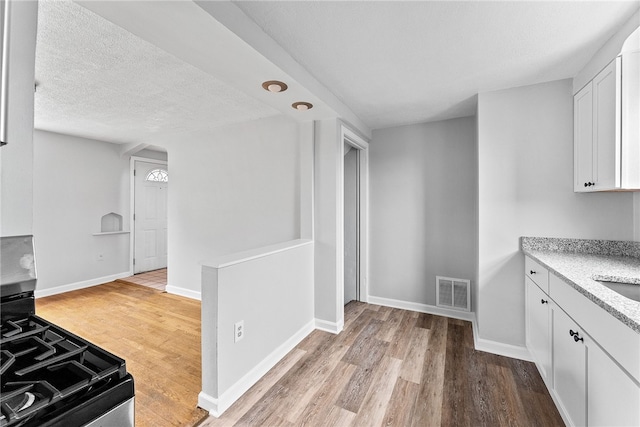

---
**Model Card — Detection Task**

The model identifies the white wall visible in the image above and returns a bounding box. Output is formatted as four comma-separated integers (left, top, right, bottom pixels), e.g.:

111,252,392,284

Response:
135,148,167,162
165,115,301,298
313,119,343,330
369,117,477,307
477,79,635,347
0,1,38,237
199,240,314,416
33,131,131,295
573,9,640,93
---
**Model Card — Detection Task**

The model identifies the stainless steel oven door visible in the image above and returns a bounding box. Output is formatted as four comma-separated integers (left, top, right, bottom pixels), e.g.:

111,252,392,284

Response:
84,397,134,427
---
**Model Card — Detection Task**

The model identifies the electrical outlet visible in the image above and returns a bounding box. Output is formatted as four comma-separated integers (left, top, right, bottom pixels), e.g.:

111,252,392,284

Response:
234,321,244,343
97,254,104,262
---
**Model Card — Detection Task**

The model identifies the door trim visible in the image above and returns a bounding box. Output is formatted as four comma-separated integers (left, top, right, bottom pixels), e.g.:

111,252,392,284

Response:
129,156,168,275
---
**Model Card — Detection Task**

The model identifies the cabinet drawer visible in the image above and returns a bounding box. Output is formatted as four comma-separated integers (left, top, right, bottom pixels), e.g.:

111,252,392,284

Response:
549,273,640,383
525,257,549,293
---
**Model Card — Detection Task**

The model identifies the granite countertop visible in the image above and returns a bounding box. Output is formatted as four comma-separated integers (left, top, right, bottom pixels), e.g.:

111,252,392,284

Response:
521,237,640,334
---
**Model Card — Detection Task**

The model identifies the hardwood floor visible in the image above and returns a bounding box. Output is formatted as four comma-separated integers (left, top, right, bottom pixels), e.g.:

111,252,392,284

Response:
35,281,207,427
35,286,562,427
200,302,563,427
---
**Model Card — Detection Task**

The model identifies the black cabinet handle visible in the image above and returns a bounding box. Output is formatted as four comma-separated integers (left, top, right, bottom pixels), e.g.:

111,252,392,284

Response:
569,329,584,343
530,270,536,275
541,299,548,304
584,182,595,187
584,182,589,187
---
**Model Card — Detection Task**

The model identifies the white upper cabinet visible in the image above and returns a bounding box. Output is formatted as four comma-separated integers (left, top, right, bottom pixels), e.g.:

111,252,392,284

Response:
592,58,620,190
574,43,640,192
574,81,594,191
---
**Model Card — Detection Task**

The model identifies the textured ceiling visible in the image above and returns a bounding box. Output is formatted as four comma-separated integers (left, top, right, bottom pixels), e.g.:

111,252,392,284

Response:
34,1,640,144
235,1,640,129
35,0,280,145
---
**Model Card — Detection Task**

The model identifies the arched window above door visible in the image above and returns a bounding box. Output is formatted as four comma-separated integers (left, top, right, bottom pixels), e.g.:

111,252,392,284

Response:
145,169,168,182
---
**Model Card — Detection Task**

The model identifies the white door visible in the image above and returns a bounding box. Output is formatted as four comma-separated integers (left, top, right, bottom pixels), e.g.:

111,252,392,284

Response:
134,161,168,273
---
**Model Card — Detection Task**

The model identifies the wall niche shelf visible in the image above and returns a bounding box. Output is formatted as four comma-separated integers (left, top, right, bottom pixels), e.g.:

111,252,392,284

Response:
93,231,130,236
96,212,126,235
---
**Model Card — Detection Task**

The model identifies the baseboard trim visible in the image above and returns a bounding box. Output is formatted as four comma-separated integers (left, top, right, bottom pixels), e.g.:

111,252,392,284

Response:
314,318,344,334
199,319,315,417
367,295,475,322
165,285,201,301
197,392,218,417
34,272,130,298
472,319,532,361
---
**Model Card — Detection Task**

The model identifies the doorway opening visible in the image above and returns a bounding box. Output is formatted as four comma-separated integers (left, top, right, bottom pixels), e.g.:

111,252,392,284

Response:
342,127,369,307
344,143,360,304
130,157,168,277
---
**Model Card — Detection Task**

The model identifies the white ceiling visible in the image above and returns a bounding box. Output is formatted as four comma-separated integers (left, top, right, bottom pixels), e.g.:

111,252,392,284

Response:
35,0,280,145
235,0,640,129
33,1,640,145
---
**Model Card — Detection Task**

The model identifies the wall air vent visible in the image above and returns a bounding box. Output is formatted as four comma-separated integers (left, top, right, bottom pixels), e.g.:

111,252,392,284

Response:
436,276,471,312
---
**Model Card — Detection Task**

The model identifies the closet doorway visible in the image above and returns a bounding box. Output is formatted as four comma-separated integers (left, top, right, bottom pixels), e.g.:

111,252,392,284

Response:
342,127,369,305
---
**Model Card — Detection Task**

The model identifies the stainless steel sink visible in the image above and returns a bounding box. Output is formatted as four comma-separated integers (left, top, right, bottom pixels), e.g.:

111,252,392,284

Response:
597,281,640,303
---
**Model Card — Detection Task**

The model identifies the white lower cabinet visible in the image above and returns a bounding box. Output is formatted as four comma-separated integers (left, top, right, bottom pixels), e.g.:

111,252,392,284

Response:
525,277,551,381
587,342,640,427
525,256,640,427
552,306,586,427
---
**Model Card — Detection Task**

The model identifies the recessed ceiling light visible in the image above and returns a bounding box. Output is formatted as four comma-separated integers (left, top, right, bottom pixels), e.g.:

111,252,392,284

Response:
292,102,313,111
262,80,288,93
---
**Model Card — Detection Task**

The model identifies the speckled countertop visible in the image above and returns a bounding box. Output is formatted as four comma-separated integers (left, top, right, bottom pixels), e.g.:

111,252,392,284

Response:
521,237,640,334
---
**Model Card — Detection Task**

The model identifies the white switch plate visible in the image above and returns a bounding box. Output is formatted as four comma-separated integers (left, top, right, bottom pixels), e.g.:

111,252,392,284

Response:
234,321,244,343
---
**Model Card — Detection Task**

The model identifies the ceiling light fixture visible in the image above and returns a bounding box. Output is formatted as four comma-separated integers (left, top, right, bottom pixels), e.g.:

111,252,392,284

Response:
292,102,313,111
262,80,288,93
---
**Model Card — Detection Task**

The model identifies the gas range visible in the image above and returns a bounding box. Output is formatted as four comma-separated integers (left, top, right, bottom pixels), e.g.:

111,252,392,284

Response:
1,236,134,426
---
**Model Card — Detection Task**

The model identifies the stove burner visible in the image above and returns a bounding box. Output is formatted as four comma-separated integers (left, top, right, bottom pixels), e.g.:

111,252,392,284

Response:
10,392,35,412
1,236,134,427
0,316,129,426
0,381,57,426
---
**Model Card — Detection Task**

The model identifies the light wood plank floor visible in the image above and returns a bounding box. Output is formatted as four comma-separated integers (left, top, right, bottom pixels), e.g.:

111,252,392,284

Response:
36,281,208,427
200,301,563,427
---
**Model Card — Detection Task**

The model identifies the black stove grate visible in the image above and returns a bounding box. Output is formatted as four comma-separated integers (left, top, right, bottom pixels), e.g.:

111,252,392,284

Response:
0,316,129,426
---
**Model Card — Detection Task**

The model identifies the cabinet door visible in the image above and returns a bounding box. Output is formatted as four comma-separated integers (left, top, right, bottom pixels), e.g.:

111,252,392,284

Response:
526,277,551,382
553,306,586,427
574,82,594,192
588,341,640,427
621,51,640,189
592,58,621,190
